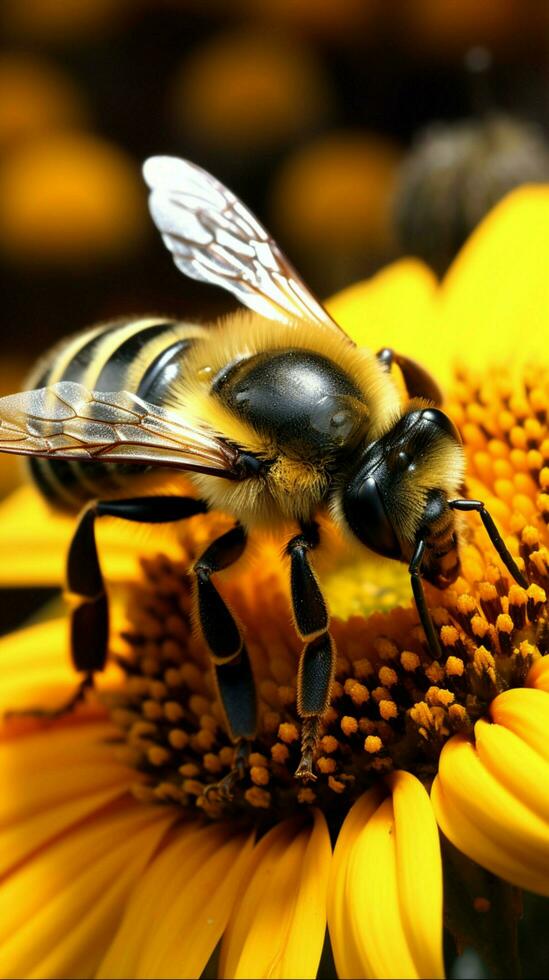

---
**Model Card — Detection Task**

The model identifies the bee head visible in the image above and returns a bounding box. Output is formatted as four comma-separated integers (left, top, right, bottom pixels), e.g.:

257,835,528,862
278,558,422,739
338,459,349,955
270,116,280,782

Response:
340,407,464,559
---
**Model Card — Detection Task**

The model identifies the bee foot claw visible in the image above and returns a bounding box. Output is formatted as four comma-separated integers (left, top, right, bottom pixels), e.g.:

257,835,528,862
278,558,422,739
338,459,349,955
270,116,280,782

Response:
204,781,229,803
294,752,317,782
204,738,251,801
204,770,238,802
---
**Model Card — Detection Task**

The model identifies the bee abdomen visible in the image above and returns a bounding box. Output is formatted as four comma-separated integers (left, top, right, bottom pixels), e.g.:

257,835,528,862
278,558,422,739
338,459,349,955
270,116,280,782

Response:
26,316,203,510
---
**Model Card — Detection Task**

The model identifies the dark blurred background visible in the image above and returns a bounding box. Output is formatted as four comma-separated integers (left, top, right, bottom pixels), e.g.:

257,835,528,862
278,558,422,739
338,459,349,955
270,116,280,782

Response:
1,3,549,976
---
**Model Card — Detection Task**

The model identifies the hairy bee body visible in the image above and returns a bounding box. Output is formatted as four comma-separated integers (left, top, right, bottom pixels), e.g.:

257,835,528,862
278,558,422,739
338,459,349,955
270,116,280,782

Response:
181,312,401,528
25,316,205,511
26,310,399,529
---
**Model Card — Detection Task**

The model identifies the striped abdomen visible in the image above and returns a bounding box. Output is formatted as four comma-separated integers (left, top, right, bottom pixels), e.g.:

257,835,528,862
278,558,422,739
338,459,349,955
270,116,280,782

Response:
27,316,205,510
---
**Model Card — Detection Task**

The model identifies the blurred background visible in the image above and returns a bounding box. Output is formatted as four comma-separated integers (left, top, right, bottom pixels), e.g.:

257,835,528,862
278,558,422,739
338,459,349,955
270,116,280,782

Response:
1,3,549,976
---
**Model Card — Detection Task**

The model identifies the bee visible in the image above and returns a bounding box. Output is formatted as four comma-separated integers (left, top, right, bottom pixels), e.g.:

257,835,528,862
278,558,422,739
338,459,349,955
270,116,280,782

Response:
0,156,526,785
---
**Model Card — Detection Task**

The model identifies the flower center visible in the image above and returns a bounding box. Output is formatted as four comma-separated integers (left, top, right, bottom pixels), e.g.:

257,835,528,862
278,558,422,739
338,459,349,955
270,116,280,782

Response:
104,363,548,829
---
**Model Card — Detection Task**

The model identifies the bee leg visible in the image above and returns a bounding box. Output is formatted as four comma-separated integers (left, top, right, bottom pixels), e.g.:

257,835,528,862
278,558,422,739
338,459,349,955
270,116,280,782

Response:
193,525,257,799
449,498,528,587
5,673,95,721
287,522,335,782
409,537,443,659
11,495,208,721
204,737,250,802
376,348,444,405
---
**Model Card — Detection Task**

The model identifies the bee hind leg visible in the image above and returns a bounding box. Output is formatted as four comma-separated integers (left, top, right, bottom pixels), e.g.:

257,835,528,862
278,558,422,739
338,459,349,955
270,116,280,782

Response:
287,523,336,782
204,737,251,803
8,495,208,723
192,525,258,801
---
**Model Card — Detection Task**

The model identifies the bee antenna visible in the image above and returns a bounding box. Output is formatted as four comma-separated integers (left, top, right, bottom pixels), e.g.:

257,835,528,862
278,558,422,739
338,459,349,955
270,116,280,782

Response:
449,498,527,587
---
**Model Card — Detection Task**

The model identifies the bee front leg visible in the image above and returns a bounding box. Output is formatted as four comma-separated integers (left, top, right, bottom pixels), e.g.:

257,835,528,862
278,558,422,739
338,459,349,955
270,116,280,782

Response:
409,537,443,660
9,495,208,721
287,522,335,782
192,525,258,799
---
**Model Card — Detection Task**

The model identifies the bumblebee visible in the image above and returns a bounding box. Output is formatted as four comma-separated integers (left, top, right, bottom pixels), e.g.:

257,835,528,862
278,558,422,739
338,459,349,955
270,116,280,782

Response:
0,156,526,783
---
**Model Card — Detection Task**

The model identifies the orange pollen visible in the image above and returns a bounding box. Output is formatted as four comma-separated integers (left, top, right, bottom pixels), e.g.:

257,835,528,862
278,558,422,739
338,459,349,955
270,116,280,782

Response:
445,655,465,677
364,735,383,754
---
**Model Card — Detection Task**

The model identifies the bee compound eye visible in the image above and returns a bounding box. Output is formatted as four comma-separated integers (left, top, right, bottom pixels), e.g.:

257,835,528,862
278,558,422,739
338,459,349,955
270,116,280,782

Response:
342,473,402,560
420,408,462,444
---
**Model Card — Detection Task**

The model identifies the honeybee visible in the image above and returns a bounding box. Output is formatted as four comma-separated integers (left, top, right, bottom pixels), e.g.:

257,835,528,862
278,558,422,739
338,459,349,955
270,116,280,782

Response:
0,156,526,785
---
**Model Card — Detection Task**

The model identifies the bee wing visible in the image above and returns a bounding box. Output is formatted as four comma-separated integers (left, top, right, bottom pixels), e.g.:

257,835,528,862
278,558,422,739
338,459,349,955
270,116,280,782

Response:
0,381,241,477
143,155,352,343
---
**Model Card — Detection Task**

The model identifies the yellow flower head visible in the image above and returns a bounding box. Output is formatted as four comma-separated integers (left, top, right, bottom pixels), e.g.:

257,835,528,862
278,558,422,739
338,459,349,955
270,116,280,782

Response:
1,186,549,979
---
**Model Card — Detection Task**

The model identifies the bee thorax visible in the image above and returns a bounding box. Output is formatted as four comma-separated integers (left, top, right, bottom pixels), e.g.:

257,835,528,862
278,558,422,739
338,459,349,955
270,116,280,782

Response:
214,349,368,462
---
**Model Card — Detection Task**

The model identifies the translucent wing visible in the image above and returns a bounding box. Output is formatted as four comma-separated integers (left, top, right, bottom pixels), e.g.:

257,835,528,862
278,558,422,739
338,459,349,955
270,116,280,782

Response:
143,155,352,343
0,381,240,478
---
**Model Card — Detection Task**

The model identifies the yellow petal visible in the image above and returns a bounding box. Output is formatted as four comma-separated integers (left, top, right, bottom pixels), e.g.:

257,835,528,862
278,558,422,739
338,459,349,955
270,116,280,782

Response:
0,721,134,867
0,617,122,719
432,776,549,895
220,811,331,980
0,801,175,979
526,654,549,693
0,616,69,680
346,796,419,979
435,734,549,893
1,721,130,821
327,259,448,386
474,717,549,822
98,822,240,979
330,778,442,980
219,821,294,979
0,720,135,874
328,786,386,980
327,257,436,349
490,687,549,764
387,771,444,980
441,185,549,372
0,785,131,878
129,826,255,979
0,486,78,586
0,485,178,587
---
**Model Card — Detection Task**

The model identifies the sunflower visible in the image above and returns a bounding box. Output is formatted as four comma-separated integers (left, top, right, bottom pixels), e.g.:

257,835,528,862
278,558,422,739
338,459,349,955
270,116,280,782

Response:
1,186,549,979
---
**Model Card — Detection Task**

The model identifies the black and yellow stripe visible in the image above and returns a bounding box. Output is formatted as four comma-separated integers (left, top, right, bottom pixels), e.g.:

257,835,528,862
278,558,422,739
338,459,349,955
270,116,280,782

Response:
26,316,204,510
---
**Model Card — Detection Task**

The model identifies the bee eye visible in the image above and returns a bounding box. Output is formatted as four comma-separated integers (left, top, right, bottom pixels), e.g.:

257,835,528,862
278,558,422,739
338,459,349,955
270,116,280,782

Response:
396,450,413,471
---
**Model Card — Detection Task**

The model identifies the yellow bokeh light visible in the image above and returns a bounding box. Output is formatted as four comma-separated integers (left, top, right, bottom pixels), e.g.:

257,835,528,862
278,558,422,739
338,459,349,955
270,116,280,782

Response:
236,0,377,40
0,54,86,152
1,0,129,41
399,0,547,55
270,131,401,253
0,133,147,265
170,29,333,153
